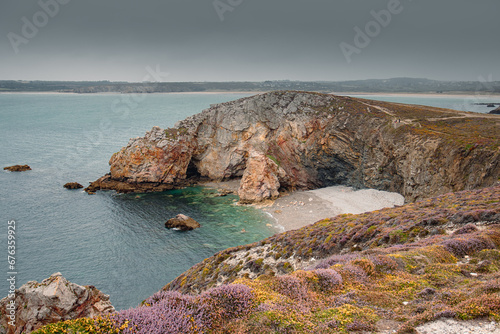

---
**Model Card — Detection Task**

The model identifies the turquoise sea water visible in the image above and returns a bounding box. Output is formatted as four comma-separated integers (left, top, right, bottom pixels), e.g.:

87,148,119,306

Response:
0,92,496,310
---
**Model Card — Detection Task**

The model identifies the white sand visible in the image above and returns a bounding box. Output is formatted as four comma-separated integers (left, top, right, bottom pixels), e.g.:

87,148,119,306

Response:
309,186,404,215
258,185,404,232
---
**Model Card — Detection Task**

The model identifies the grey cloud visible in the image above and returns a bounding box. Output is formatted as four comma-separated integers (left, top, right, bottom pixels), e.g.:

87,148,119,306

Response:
1,0,499,81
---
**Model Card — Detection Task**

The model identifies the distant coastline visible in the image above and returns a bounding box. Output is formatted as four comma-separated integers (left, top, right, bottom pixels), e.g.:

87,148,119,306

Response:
0,91,264,95
2,77,500,95
2,91,500,98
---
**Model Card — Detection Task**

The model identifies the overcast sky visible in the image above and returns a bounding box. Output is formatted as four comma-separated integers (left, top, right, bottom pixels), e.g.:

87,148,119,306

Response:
0,0,499,82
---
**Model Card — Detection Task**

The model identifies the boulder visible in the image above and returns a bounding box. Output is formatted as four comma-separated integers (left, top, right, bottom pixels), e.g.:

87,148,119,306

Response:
165,214,201,231
3,165,31,172
63,182,83,189
0,272,114,334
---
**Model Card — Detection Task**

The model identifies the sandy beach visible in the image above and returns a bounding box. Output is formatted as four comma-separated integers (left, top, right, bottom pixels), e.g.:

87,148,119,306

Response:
202,180,405,232
258,186,405,232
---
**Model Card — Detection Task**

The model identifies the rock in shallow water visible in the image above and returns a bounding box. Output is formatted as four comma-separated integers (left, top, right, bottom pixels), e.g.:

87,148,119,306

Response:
0,272,115,334
63,182,83,189
3,165,31,172
165,214,201,231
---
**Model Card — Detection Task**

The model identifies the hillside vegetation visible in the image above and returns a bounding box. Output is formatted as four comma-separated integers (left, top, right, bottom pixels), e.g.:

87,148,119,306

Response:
33,184,500,333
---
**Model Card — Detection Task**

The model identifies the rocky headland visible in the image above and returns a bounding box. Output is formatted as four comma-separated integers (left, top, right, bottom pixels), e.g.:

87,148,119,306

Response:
86,91,499,204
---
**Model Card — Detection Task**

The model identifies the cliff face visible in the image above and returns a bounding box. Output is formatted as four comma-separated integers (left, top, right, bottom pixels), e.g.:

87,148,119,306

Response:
87,91,500,202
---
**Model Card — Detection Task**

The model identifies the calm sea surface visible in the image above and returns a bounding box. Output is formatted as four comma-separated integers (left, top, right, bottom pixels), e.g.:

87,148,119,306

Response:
0,93,276,310
0,92,496,310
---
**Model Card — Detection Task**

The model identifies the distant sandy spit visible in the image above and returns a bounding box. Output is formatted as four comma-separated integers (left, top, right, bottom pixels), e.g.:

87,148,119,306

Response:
0,91,264,95
158,91,265,95
0,91,80,95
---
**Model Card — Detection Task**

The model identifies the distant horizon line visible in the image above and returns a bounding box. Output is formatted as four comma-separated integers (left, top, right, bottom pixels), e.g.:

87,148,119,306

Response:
2,77,498,84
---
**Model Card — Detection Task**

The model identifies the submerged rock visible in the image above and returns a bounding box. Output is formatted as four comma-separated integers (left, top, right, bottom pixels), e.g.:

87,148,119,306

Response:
3,165,31,172
0,272,114,334
165,214,201,231
63,182,83,189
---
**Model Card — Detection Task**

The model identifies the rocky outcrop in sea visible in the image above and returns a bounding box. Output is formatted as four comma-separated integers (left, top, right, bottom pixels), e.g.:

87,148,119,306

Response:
63,182,83,189
165,214,201,231
87,91,500,203
3,165,31,172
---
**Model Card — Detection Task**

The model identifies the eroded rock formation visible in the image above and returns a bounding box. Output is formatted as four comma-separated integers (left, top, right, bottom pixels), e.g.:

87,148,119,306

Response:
87,91,500,203
0,273,114,334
